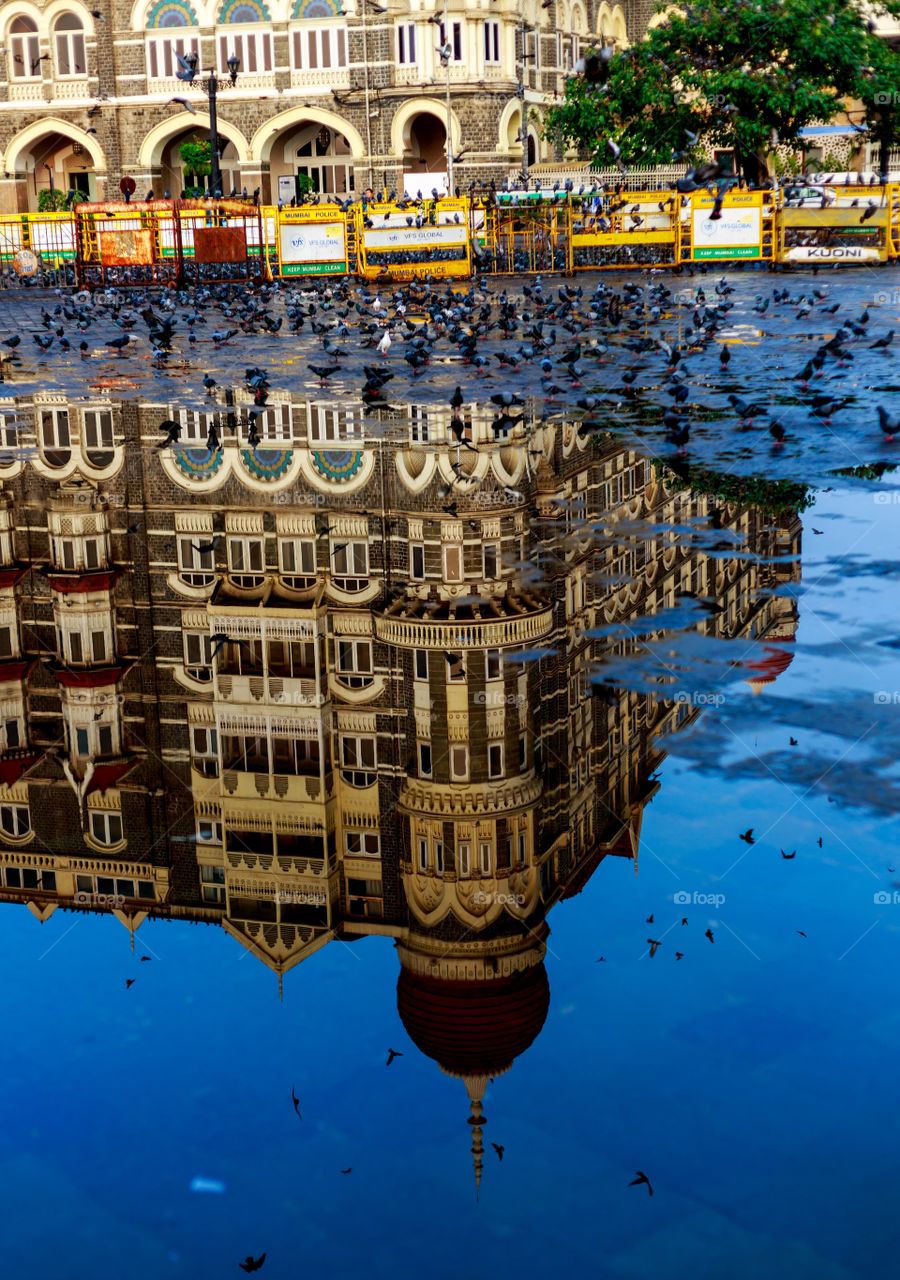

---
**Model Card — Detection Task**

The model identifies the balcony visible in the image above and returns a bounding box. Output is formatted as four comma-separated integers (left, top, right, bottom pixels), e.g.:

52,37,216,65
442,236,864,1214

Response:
214,672,323,707
289,67,350,90
221,770,328,803
51,79,90,100
375,590,554,650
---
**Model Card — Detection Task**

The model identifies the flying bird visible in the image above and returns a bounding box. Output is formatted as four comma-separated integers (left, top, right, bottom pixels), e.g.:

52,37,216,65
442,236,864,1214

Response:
629,1171,653,1196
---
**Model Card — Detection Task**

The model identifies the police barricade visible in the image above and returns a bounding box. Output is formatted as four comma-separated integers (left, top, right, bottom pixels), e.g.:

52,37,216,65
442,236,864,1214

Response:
678,189,776,265
355,198,471,281
74,201,179,287
176,199,265,285
272,204,350,278
776,186,897,266
0,212,76,285
566,191,678,271
484,196,568,274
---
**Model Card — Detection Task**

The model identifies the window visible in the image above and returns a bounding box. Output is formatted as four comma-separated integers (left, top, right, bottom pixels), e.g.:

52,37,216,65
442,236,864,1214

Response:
483,543,500,579
228,537,265,581
485,648,502,681
200,864,226,904
336,638,373,687
292,25,347,70
447,653,466,682
192,726,219,775
184,631,212,680
518,831,527,863
197,819,223,844
83,408,114,454
219,30,273,75
438,19,463,60
341,734,376,784
410,406,430,443
0,804,29,839
146,32,200,79
435,839,445,872
308,404,362,443
418,742,432,776
450,744,468,780
54,14,86,77
479,839,492,874
417,837,428,871
246,402,293,444
280,537,316,584
4,865,53,890
397,22,417,64
84,537,104,569
89,810,124,846
9,17,40,80
178,537,215,587
410,544,425,580
40,407,70,464
91,629,108,663
332,540,368,587
347,877,383,917
2,718,20,750
346,831,380,857
519,731,527,767
97,724,113,756
457,840,471,876
0,625,15,659
414,649,428,681
488,742,504,778
484,19,500,63
175,408,214,444
443,543,463,581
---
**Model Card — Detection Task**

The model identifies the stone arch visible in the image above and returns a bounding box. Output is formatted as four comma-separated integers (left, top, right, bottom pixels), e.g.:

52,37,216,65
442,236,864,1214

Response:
611,3,628,43
138,112,251,168
43,1,96,37
251,104,365,165
2,3,42,35
571,0,588,34
3,117,107,174
390,97,461,161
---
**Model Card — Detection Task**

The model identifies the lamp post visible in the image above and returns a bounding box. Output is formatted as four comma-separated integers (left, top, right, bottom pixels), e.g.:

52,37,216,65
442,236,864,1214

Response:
443,0,453,194
182,51,240,198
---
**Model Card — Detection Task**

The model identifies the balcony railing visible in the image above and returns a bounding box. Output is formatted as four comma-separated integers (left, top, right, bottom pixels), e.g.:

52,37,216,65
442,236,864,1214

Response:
375,607,553,650
214,672,322,706
221,770,327,802
289,67,350,90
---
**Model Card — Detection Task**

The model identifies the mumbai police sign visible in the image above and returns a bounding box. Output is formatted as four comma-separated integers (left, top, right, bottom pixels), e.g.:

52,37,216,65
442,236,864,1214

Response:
279,221,346,274
784,245,882,263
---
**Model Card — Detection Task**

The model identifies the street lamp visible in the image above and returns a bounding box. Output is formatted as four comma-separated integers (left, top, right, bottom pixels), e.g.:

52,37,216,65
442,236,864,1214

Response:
180,50,240,198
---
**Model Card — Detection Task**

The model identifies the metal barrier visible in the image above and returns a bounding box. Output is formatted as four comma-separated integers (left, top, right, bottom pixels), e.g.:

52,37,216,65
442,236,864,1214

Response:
272,203,350,277
778,185,899,266
75,201,180,287
678,189,776,265
355,198,471,281
484,200,568,274
0,212,76,286
176,200,265,285
566,191,678,271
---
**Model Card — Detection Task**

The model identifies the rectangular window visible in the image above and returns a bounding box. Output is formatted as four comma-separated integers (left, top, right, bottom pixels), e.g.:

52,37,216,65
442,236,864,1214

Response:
40,408,70,451
90,630,108,663
414,650,428,681
219,31,273,76
84,538,102,570
279,538,316,580
457,840,471,876
69,632,83,664
483,543,499,579
450,744,468,780
55,26,87,77
0,626,14,659
332,540,368,581
439,19,463,60
418,742,432,776
97,724,113,756
83,409,113,450
435,839,445,872
178,536,215,586
3,719,20,749
485,648,502,681
10,28,41,80
418,837,429,871
518,831,527,862
410,406,430,442
341,735,376,777
410,544,425,580
89,810,123,846
397,22,417,64
443,543,463,582
488,742,504,778
345,831,380,856
479,840,492,874
184,631,212,676
228,537,265,575
146,34,200,80
75,726,89,755
484,20,500,63
336,638,373,686
292,25,347,70
197,819,223,844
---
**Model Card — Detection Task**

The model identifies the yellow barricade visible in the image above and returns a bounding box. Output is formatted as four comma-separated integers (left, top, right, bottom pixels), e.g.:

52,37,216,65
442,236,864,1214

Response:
355,197,471,281
272,204,350,278
0,212,76,269
483,201,568,274
566,191,678,271
776,185,898,266
679,189,776,264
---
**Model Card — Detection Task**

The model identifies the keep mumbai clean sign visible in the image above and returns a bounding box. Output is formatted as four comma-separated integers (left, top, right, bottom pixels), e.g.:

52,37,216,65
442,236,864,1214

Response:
691,206,762,260
279,221,346,274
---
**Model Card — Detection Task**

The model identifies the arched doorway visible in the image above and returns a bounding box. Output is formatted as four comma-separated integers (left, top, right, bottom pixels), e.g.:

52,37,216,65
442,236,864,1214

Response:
268,121,354,201
21,132,96,211
160,130,241,197
406,112,447,173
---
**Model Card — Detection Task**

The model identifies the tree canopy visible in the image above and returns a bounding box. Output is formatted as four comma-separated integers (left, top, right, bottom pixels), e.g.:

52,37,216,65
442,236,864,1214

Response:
544,0,900,181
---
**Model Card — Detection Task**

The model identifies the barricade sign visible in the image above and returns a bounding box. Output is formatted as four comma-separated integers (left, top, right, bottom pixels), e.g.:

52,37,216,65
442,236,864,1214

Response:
567,191,677,270
75,201,178,286
777,192,894,265
274,204,349,277
680,190,775,264
356,198,471,280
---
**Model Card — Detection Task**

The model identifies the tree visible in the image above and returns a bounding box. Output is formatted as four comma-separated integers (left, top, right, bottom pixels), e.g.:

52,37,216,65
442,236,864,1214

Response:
178,136,212,189
545,0,900,184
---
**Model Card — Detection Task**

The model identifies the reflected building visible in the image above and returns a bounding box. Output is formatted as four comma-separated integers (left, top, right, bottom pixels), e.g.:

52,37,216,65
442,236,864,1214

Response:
0,386,800,1184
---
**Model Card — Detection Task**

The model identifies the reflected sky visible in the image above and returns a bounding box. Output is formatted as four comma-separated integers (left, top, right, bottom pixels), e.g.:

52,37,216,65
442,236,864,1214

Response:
0,270,899,1279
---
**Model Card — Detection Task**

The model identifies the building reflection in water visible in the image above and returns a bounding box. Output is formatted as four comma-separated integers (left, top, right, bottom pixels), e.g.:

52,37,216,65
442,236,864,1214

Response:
0,386,800,1186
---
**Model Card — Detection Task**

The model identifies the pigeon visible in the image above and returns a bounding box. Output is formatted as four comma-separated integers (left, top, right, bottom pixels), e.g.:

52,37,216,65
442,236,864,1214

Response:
239,1255,266,1274
629,1171,653,1196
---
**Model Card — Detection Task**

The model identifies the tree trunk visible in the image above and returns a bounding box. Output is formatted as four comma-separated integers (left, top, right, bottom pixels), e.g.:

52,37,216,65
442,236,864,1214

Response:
734,145,766,187
876,108,894,183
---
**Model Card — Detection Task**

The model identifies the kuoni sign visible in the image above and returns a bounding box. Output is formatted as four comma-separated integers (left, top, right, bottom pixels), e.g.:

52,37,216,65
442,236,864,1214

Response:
691,204,762,260
278,221,347,274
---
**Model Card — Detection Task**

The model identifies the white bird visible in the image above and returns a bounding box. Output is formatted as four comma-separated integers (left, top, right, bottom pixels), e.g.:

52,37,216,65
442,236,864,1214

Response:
169,97,197,114
373,296,382,311
377,330,391,356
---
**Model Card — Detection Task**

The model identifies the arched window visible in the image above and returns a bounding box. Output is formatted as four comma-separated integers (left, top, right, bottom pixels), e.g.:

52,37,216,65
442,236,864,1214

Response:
218,0,273,73
145,0,199,78
88,809,124,846
0,803,30,840
54,14,87,78
9,17,40,81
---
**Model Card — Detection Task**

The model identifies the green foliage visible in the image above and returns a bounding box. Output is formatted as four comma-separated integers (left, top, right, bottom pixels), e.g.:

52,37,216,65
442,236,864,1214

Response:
657,460,813,514
37,188,71,212
178,137,212,178
544,0,900,178
295,173,315,196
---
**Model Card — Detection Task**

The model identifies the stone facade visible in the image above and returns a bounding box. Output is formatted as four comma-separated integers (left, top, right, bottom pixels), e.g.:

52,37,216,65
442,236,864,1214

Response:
0,0,648,211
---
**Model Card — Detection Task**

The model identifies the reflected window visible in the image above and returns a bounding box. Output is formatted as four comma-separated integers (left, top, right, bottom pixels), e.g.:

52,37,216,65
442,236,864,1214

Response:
40,408,70,466
418,742,432,776
345,831,380,856
414,649,428,681
279,537,316,585
340,734,376,785
450,744,468,780
83,409,114,461
417,837,428,870
347,877,383,917
483,543,499,580
479,840,491,873
485,648,502,681
178,536,215,587
443,543,463,582
488,742,504,779
89,810,123,846
200,864,226,903
331,540,368,588
457,840,471,876
192,726,219,775
184,631,213,680
197,819,223,844
0,803,30,839
0,624,16,659
228,536,265,581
